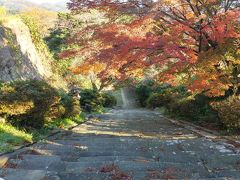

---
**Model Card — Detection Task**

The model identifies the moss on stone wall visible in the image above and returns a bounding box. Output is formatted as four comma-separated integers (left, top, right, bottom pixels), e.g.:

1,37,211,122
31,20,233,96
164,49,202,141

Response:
20,15,53,60
3,27,22,66
19,15,67,89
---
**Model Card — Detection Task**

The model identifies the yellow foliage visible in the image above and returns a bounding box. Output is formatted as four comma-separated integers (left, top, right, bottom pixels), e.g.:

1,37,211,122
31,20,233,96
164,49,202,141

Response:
20,8,57,37
72,62,106,75
0,6,7,17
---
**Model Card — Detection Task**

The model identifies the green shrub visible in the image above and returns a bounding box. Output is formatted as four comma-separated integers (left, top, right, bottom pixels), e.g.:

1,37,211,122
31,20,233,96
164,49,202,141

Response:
166,99,181,114
0,80,65,129
135,81,186,107
0,100,34,116
169,99,198,120
80,89,104,112
136,83,153,107
145,85,187,109
145,87,219,123
61,92,81,117
146,92,172,108
101,93,117,107
166,94,217,120
80,90,117,112
211,96,240,129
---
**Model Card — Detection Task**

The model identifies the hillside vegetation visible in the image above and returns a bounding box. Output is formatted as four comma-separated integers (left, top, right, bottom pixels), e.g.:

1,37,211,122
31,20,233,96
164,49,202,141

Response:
0,0,67,12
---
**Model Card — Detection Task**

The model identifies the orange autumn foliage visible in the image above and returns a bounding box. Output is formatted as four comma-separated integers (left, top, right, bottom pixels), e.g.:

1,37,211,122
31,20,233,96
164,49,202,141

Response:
63,0,239,95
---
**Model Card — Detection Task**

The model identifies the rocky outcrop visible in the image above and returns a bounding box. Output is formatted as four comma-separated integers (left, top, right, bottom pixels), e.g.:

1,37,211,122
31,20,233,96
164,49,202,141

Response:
0,18,53,82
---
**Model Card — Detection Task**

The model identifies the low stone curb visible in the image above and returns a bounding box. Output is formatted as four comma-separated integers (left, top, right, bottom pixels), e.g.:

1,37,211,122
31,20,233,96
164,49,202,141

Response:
162,115,240,152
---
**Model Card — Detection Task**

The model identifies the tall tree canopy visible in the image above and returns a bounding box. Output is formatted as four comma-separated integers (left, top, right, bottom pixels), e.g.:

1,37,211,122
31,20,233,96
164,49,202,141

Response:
62,0,240,94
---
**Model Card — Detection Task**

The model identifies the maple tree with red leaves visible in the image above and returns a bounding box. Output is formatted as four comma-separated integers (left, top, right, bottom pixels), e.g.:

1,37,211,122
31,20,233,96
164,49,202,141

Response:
61,0,239,96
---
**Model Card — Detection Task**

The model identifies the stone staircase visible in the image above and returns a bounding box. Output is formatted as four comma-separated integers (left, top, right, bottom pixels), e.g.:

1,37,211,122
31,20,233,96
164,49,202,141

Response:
1,109,240,180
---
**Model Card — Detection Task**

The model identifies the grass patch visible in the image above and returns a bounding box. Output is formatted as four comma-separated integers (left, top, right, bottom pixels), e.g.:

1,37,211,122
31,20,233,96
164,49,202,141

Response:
0,113,86,154
46,113,85,130
0,123,32,153
90,107,107,115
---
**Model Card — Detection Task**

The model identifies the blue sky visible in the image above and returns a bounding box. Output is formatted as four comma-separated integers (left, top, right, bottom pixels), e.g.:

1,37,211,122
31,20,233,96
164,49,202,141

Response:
26,0,69,4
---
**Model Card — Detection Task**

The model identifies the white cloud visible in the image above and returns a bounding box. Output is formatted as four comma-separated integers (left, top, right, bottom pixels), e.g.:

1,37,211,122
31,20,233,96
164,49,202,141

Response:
26,0,69,4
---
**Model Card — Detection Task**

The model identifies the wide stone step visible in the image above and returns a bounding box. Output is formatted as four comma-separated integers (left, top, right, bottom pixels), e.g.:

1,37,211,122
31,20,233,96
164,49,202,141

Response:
47,139,237,161
58,171,148,180
76,153,200,164
1,168,238,180
29,142,238,166
28,148,206,164
0,169,51,180
64,160,211,178
6,155,64,171
63,160,240,179
31,147,154,158
77,155,155,163
51,137,233,154
6,154,212,178
57,172,111,180
211,170,240,179
31,140,225,157
202,154,240,171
